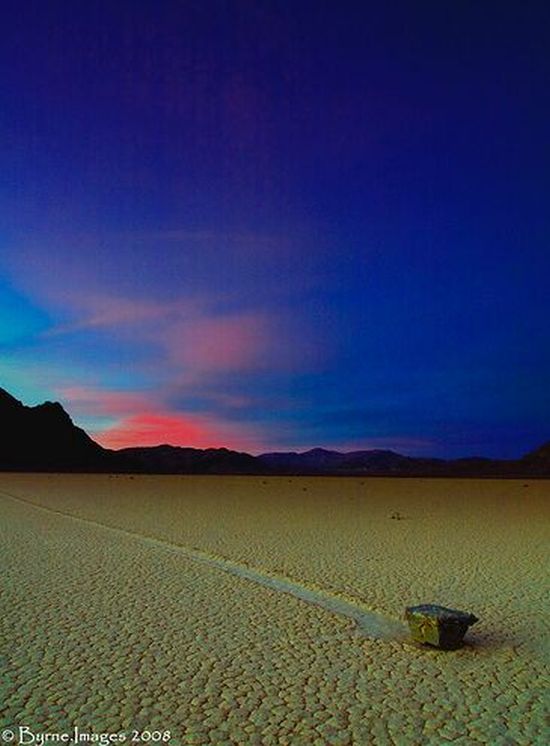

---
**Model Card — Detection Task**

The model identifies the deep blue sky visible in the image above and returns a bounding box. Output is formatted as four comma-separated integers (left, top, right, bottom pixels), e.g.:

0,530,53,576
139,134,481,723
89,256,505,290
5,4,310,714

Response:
1,1,549,456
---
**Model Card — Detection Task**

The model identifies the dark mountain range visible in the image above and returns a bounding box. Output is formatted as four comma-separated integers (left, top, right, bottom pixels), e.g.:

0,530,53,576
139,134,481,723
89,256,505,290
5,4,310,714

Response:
0,387,108,471
1,387,548,477
117,445,264,474
257,449,527,477
258,447,444,475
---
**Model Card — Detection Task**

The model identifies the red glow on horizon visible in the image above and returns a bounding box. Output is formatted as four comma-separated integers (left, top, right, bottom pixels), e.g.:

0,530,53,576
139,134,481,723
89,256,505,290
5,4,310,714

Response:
93,411,267,453
59,384,268,453
94,412,223,450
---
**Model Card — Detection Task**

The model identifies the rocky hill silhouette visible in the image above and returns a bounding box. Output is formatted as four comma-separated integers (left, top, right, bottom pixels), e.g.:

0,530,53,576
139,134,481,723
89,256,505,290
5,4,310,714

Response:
1,386,548,476
0,387,106,471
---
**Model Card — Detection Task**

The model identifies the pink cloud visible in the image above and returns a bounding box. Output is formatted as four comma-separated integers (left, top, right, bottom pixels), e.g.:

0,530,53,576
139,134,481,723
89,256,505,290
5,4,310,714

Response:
46,292,284,377
166,312,270,375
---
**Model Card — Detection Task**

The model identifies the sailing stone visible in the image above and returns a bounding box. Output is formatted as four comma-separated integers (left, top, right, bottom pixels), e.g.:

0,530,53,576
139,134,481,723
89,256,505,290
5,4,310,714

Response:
405,604,478,649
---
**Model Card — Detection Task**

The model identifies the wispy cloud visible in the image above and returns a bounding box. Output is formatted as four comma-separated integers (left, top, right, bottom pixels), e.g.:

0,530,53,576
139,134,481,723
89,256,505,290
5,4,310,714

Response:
58,385,153,417
43,288,318,380
43,294,200,336
164,312,270,375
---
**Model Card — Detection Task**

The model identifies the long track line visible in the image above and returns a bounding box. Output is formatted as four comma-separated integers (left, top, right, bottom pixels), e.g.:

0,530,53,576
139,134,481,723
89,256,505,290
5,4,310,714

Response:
0,487,407,641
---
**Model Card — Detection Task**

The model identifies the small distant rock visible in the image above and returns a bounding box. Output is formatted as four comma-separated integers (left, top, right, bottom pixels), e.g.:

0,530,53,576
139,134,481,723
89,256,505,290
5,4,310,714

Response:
390,511,404,520
405,604,478,650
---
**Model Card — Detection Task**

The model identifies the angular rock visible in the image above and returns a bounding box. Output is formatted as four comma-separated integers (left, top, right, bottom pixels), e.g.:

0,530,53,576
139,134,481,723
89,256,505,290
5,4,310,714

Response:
405,604,478,649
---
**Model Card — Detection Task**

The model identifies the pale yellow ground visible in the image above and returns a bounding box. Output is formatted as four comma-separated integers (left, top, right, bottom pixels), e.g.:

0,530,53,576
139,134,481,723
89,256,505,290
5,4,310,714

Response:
0,474,548,745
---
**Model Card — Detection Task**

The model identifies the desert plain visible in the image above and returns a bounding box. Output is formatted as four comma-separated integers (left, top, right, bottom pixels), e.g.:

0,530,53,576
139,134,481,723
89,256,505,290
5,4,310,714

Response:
0,473,548,745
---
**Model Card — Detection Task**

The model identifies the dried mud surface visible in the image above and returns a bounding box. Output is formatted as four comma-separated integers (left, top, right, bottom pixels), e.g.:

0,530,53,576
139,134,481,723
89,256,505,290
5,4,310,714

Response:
0,474,548,745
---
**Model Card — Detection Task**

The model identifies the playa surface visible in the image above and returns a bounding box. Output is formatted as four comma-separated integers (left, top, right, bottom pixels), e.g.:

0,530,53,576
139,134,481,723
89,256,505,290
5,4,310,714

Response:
0,474,547,745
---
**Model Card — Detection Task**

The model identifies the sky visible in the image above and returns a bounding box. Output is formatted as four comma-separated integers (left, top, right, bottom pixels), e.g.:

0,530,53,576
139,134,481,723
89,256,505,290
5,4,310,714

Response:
1,1,549,458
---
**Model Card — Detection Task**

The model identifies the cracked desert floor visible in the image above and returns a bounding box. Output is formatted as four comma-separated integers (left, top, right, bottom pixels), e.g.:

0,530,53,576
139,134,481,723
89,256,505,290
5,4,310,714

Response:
0,474,548,745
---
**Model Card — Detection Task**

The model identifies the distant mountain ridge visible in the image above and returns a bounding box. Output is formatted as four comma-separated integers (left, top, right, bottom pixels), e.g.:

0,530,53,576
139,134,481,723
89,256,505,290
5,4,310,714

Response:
117,445,263,474
258,447,442,474
1,387,548,477
256,448,530,477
